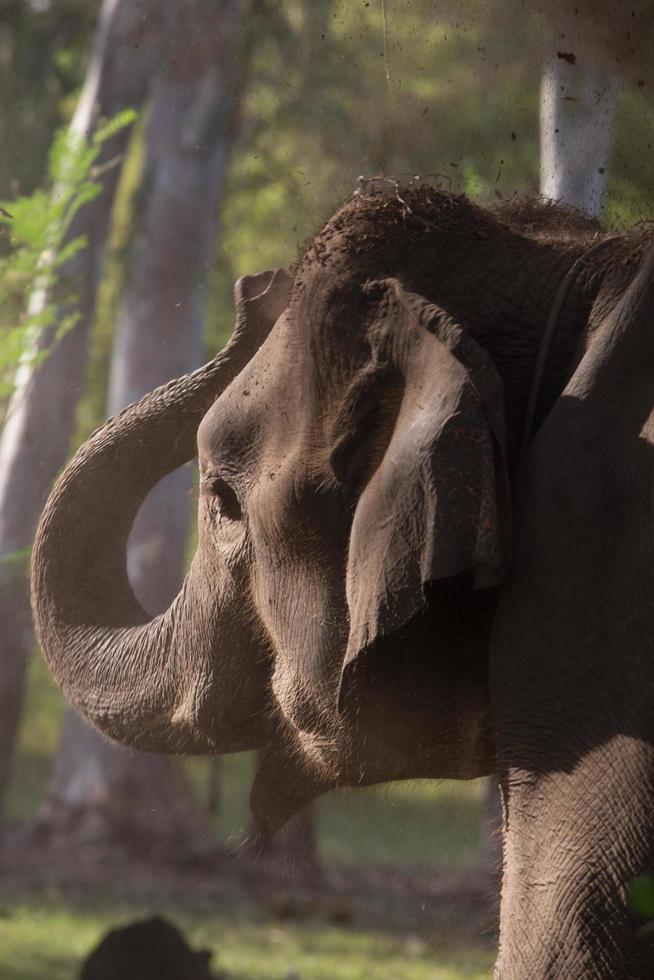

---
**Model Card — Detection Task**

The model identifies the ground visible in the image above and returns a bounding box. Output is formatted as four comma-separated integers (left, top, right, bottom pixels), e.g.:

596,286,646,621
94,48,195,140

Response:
1,657,497,979
0,862,496,979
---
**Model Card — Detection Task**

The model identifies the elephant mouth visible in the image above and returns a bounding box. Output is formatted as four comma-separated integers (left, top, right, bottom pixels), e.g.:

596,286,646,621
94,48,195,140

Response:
250,572,497,834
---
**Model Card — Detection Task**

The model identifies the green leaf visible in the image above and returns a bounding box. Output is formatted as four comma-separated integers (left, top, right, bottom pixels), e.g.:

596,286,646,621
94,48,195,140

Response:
52,235,88,269
0,109,139,402
628,876,654,919
53,310,81,342
93,107,138,146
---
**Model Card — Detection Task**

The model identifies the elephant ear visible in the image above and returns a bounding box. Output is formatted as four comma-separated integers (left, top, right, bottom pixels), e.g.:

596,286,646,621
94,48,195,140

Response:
338,278,510,695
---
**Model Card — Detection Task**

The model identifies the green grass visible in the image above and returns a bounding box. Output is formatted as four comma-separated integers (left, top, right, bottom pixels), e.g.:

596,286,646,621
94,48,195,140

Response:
320,780,482,870
0,896,494,980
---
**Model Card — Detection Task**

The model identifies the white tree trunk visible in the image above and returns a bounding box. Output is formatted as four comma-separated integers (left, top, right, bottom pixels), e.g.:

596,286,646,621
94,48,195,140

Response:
540,55,621,217
0,0,155,821
34,0,246,858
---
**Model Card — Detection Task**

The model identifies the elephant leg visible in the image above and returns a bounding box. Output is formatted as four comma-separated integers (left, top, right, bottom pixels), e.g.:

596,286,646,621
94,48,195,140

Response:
489,244,654,977
492,644,654,979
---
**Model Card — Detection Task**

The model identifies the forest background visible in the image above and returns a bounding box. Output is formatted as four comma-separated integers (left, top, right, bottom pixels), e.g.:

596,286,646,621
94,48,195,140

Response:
0,1,653,978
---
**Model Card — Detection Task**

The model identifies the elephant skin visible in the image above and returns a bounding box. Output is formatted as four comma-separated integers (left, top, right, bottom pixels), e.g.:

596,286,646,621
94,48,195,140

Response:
32,186,654,977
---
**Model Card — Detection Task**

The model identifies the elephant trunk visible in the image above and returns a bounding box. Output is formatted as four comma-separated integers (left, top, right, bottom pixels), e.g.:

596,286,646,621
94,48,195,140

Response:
31,269,291,753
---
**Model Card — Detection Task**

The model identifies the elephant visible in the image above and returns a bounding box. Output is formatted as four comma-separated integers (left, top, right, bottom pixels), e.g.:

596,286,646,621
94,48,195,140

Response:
31,183,654,978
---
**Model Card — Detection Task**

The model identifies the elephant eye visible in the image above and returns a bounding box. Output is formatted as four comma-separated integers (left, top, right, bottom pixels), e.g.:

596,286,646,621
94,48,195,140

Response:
202,475,242,522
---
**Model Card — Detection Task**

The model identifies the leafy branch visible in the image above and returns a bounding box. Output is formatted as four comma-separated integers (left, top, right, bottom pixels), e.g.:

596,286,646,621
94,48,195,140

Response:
0,108,137,399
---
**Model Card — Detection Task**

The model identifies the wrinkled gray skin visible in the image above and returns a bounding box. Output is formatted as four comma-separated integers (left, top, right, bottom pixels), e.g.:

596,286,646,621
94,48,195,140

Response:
32,188,654,977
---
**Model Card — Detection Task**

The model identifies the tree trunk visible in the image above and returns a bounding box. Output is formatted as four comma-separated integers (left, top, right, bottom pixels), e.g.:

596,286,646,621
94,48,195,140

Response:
33,0,247,859
0,0,157,824
539,54,621,217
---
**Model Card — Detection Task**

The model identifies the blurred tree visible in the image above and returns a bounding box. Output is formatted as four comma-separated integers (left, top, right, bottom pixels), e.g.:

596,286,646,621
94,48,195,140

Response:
537,2,654,216
540,57,620,217
209,0,547,347
33,0,250,856
0,0,97,197
0,0,156,826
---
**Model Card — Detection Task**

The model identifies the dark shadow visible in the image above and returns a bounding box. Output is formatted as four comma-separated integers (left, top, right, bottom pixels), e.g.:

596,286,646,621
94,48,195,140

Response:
79,916,216,980
492,390,654,775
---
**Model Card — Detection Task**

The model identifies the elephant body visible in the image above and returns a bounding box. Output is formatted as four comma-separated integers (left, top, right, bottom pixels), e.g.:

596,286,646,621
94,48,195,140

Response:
32,186,654,977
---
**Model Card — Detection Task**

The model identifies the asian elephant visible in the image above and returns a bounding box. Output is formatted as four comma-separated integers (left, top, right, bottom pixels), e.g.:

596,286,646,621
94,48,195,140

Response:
32,185,654,978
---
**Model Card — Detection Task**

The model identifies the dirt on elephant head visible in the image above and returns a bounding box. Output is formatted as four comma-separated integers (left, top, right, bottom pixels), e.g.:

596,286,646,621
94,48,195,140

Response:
294,184,486,290
293,183,611,300
488,196,603,242
292,182,651,326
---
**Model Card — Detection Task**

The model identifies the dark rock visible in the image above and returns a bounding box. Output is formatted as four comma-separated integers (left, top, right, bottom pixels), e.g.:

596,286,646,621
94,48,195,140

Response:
79,916,216,980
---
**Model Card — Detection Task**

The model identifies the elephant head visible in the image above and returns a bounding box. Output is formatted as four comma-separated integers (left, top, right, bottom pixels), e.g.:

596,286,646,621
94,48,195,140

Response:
33,188,527,832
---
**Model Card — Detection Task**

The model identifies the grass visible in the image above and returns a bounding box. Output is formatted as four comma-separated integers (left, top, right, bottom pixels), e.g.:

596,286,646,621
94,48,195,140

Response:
0,896,495,980
3,655,494,979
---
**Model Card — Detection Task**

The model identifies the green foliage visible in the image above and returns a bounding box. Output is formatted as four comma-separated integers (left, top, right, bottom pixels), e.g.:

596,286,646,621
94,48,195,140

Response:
207,0,654,359
0,546,32,594
0,0,97,197
629,876,654,919
0,109,137,400
208,0,544,352
603,86,654,227
75,114,147,444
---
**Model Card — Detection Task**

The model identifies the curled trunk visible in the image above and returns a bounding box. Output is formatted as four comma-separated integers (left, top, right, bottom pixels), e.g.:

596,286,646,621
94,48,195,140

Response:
31,270,290,753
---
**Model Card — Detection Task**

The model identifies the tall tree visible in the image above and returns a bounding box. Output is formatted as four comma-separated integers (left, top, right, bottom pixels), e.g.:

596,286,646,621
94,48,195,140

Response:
0,0,156,823
0,0,97,197
538,0,654,215
33,0,249,855
540,57,620,217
